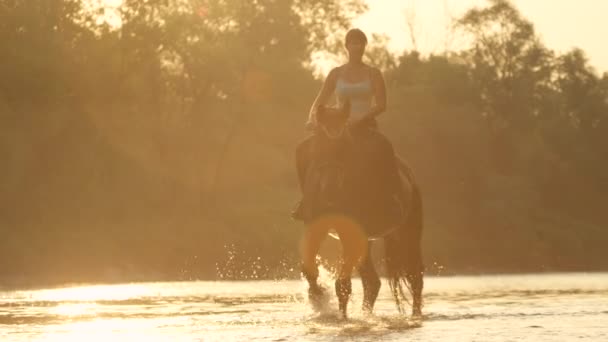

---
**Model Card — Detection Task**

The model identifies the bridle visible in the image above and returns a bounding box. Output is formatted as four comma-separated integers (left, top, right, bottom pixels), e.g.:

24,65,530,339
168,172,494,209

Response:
316,104,350,141
319,121,348,140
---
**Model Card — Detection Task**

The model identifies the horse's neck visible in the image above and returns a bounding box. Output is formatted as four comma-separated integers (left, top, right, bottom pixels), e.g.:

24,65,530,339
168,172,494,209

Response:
311,136,352,163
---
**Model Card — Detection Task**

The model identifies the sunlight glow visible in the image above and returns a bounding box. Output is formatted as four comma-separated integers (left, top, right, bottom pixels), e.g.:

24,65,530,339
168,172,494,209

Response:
355,0,608,72
102,0,123,7
19,284,165,341
39,318,169,342
51,303,99,317
34,283,150,302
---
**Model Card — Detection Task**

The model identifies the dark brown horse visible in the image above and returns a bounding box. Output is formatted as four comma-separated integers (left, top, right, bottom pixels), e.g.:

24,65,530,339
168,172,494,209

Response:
295,103,424,318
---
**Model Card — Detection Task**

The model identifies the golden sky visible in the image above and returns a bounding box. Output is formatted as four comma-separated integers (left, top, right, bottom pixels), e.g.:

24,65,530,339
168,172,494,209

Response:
98,0,607,73
356,0,608,73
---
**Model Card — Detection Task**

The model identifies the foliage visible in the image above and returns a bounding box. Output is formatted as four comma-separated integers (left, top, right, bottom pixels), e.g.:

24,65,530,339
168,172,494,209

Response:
1,0,607,284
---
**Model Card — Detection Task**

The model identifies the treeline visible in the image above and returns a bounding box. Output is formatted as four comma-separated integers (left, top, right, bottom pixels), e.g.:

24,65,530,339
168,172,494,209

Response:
1,0,607,286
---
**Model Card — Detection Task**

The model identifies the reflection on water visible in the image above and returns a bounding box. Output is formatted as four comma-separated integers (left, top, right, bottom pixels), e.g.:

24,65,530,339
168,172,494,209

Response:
1,273,608,341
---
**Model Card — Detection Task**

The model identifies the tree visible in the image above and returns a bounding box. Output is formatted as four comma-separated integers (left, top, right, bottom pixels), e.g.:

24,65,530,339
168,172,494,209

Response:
457,0,553,132
0,0,91,108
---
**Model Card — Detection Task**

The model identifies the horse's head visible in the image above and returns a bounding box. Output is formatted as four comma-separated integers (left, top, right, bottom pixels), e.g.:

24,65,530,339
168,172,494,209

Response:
316,101,350,140
310,101,353,214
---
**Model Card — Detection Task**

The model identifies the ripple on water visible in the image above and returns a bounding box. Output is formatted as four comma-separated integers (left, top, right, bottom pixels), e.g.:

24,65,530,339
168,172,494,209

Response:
0,274,607,341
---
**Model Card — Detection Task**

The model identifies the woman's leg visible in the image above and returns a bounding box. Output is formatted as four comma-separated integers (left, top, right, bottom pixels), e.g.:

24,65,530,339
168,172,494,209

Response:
292,134,318,220
295,135,315,192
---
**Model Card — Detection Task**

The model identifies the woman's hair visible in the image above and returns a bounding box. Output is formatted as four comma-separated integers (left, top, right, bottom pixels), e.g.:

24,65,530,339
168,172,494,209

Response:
345,28,367,45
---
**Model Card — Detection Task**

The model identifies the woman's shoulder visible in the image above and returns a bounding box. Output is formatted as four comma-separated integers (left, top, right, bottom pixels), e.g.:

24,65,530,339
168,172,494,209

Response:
328,65,345,76
327,64,378,75
326,64,383,80
324,65,345,83
366,65,383,77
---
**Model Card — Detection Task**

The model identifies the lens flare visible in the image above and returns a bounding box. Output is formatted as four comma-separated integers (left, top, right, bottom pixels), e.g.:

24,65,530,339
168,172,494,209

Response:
301,214,369,270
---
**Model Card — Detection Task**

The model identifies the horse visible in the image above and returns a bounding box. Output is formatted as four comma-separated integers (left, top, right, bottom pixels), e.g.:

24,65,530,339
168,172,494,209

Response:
294,103,424,319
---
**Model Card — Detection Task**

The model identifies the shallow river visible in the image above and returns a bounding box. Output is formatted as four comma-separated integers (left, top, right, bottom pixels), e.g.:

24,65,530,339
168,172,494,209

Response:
1,273,607,341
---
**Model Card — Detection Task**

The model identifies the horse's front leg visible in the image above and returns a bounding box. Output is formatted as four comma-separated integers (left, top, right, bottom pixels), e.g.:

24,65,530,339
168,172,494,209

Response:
335,224,368,319
358,242,381,314
300,223,330,305
408,271,423,317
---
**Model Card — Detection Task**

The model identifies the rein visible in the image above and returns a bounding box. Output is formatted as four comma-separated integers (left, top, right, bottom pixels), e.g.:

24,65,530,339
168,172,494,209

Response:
319,122,348,140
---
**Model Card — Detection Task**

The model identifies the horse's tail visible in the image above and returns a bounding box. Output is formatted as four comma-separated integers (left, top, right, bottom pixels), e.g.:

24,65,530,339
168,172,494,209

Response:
385,155,424,314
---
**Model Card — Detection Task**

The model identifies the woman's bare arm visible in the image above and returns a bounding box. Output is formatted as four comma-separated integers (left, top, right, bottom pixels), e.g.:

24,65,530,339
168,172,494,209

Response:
307,67,340,125
366,67,387,119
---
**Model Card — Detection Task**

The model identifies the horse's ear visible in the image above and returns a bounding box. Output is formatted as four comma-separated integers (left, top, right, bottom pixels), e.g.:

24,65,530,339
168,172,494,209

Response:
342,100,351,115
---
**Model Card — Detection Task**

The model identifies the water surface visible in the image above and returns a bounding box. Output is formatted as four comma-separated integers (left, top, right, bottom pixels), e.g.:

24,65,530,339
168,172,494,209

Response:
1,273,607,341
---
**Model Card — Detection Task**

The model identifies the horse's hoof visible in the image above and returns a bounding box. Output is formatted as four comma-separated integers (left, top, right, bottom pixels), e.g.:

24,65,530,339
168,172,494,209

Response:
308,285,329,312
412,306,422,318
361,303,374,316
308,284,325,298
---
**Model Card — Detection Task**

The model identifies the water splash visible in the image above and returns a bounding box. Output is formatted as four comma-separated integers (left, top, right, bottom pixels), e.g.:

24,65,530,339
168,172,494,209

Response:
215,245,299,281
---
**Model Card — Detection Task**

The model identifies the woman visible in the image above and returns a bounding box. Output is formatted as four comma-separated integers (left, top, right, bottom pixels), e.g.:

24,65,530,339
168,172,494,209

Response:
306,28,386,130
293,28,399,221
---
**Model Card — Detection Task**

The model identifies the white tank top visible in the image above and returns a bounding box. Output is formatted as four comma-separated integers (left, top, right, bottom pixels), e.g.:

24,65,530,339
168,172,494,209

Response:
335,77,373,122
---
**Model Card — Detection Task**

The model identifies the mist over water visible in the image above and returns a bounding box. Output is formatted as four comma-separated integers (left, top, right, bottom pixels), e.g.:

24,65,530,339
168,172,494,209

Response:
1,273,607,341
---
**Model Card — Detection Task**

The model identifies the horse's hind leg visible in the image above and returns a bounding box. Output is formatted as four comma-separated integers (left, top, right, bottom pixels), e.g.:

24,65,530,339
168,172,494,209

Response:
407,241,424,317
358,243,381,314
